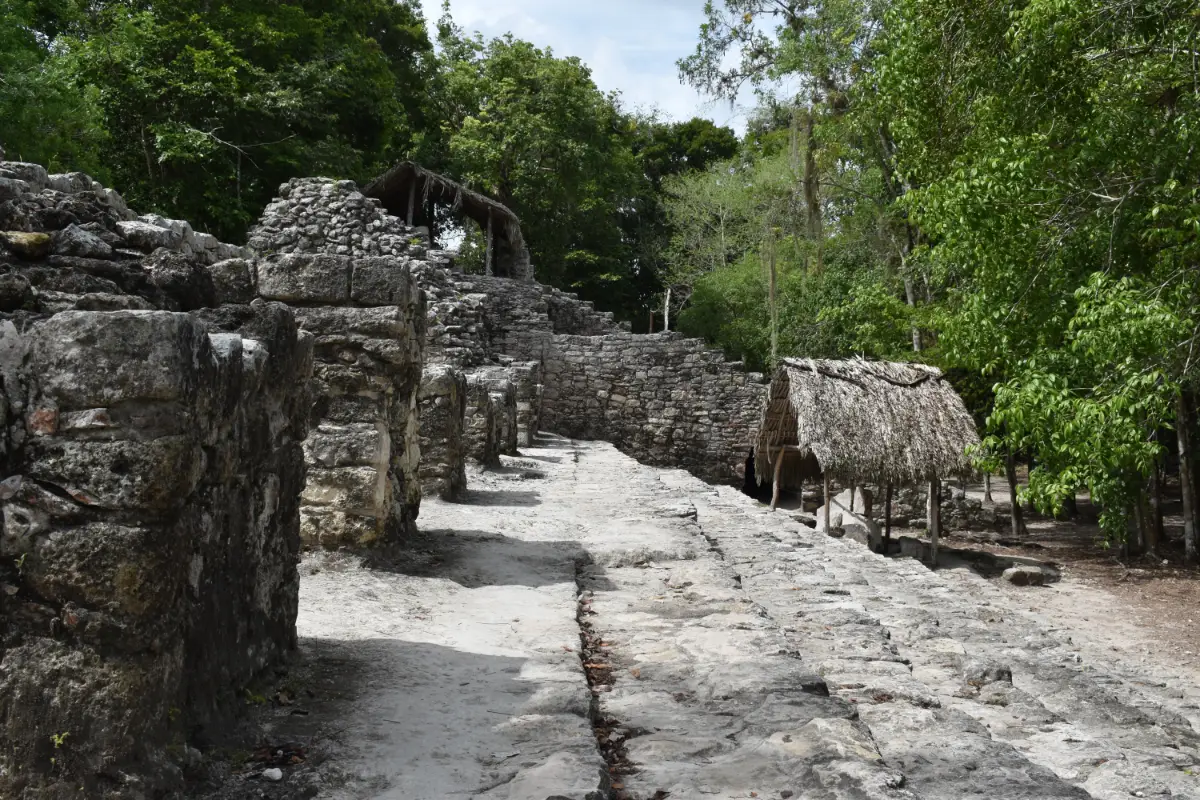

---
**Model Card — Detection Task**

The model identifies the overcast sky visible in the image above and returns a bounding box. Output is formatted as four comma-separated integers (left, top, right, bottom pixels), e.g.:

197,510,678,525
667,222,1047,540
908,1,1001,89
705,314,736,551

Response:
419,0,751,133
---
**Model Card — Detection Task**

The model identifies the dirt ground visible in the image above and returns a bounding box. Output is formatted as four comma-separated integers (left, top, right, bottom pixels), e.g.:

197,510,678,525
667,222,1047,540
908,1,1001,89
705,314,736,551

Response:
944,481,1200,698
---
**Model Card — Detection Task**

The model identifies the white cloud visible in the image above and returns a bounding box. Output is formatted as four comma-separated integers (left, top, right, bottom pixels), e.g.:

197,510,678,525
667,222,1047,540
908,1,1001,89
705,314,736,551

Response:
419,0,752,133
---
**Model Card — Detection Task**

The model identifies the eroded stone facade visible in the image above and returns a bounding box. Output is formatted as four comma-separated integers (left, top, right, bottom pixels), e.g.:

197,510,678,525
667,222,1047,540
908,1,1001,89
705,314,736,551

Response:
0,163,312,798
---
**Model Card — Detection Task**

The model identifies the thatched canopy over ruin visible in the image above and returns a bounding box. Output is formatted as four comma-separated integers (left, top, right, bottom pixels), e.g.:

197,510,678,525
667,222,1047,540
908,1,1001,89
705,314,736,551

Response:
364,162,532,280
754,357,980,489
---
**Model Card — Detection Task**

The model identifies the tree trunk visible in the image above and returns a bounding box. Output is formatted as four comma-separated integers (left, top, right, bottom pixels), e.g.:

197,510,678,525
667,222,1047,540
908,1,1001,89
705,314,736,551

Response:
904,277,922,353
1005,449,1028,538
484,210,494,276
770,450,784,512
1177,393,1198,564
1127,497,1145,558
1023,456,1037,515
1063,494,1078,520
1147,455,1164,556
664,287,671,332
767,232,778,365
983,472,993,503
802,110,823,272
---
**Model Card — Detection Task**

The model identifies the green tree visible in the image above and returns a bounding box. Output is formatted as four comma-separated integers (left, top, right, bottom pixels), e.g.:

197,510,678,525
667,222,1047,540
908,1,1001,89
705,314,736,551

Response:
878,0,1200,545
19,0,436,240
434,13,646,313
0,1,106,173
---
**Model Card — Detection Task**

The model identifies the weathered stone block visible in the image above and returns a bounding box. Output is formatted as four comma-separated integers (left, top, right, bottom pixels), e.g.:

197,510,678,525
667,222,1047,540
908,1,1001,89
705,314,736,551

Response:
302,466,381,515
418,364,466,499
352,256,415,306
257,253,351,303
29,310,211,409
117,219,184,252
208,257,256,304
26,436,204,512
300,506,379,548
304,423,384,469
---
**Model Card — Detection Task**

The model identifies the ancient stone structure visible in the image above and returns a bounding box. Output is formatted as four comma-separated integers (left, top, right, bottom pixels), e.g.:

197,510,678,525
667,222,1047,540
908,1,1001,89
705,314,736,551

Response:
0,158,772,795
417,364,466,499
0,161,312,797
542,332,766,482
247,181,427,546
251,170,767,486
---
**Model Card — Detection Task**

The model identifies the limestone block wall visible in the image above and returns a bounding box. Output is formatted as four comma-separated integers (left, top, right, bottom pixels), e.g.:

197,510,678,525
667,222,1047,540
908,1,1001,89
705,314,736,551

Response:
418,364,467,500
542,332,766,484
0,309,310,797
0,160,314,797
254,252,425,548
502,359,543,447
463,375,502,466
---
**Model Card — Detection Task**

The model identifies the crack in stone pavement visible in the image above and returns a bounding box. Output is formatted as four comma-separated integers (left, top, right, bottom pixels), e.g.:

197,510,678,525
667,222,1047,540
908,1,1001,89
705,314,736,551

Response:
276,436,1200,800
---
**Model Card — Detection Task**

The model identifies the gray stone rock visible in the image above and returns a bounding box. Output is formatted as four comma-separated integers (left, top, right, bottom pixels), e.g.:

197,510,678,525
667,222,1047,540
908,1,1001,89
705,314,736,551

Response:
0,177,29,203
0,161,49,190
257,253,350,304
52,223,114,259
1002,566,1046,586
207,257,255,304
0,230,51,259
352,255,415,306
143,248,217,310
117,219,184,252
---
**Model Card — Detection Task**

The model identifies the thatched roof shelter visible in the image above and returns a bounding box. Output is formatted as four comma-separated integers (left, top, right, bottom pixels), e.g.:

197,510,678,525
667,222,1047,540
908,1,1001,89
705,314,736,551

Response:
754,357,980,491
364,162,532,280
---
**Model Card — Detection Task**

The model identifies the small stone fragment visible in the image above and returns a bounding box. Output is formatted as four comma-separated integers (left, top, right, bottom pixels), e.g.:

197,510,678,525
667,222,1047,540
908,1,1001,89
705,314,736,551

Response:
1001,566,1045,586
262,768,283,782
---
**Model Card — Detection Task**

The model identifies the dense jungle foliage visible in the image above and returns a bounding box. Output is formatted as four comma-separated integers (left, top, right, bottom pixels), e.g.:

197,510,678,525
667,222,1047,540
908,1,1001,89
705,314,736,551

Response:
2,0,1199,548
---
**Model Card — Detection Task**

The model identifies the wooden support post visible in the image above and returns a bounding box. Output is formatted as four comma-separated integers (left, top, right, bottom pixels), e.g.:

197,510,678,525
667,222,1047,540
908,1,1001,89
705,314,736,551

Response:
406,182,416,226
883,483,893,555
770,451,784,511
485,210,494,276
928,475,941,567
823,474,832,532
849,482,856,513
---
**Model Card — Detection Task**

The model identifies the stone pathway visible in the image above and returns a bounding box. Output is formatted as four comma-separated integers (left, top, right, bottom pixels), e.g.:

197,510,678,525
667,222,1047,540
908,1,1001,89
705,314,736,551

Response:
265,436,1200,799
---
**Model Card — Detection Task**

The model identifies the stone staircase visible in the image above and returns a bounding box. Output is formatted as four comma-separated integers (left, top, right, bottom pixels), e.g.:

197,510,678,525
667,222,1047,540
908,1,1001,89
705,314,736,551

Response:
658,472,1200,800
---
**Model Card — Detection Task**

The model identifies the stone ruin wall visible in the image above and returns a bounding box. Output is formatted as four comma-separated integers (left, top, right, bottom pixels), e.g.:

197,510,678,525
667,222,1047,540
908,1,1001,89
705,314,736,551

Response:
0,161,314,797
246,173,766,488
247,179,427,547
541,333,766,483
0,157,769,795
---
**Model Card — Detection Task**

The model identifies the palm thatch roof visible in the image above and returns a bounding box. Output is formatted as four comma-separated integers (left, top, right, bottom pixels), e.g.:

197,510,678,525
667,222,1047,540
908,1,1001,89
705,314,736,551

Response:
755,357,980,489
364,161,526,253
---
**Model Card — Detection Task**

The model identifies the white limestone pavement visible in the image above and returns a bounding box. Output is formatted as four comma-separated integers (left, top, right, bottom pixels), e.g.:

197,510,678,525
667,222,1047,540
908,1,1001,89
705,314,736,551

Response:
247,436,1200,800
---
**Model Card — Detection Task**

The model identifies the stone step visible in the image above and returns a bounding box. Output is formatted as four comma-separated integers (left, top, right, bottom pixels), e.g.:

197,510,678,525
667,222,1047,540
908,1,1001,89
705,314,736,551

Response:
660,475,1200,800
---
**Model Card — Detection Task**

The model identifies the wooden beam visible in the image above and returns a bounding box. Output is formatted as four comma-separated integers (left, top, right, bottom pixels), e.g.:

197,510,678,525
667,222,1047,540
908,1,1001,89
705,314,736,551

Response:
770,451,784,511
883,483,893,555
406,181,416,226
823,474,831,532
928,475,941,567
